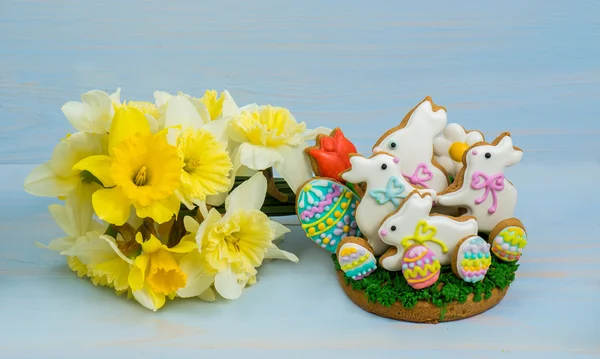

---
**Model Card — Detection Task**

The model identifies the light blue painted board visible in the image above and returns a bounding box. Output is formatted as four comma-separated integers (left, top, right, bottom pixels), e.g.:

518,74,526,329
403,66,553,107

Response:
1,0,599,358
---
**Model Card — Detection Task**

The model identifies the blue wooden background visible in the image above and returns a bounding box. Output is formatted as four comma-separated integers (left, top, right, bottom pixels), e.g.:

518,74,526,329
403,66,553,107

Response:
1,0,599,358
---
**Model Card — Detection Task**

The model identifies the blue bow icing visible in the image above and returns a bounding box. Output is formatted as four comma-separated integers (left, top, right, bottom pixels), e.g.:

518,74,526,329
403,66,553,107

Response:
368,176,406,207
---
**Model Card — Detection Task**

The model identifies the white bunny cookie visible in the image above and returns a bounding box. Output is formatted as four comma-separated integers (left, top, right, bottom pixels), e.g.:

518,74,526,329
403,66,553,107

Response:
372,97,450,193
435,132,522,233
377,191,479,272
341,153,436,256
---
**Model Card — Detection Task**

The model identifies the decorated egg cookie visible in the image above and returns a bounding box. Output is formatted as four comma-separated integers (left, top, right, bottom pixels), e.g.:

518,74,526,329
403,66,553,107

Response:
297,178,362,253
336,237,377,280
452,236,491,283
401,244,441,290
490,224,527,262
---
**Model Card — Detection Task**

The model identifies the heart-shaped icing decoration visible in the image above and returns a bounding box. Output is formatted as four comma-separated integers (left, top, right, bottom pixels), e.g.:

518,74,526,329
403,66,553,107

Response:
404,162,433,188
297,178,362,253
337,240,376,280
415,220,437,241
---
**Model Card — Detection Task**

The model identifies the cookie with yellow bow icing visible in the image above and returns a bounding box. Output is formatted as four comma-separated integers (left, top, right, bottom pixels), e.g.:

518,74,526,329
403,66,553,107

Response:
376,190,479,272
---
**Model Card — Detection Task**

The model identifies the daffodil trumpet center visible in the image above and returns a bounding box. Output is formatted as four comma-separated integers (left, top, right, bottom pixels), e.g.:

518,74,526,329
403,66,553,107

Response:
133,166,149,186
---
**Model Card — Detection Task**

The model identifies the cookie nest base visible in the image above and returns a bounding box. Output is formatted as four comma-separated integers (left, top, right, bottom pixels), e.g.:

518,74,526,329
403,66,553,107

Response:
336,270,508,324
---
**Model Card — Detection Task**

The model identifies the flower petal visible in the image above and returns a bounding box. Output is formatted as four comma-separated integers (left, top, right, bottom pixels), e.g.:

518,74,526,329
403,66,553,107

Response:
40,236,76,252
153,90,173,108
225,172,266,214
129,254,150,291
132,286,166,312
110,87,121,104
176,251,215,298
183,215,199,234
145,114,159,134
465,130,484,145
198,287,216,302
164,96,205,130
214,265,245,300
273,144,312,194
220,90,239,118
23,163,77,197
60,233,120,266
92,187,132,226
202,117,231,144
134,194,179,224
139,234,163,252
61,101,96,133
303,126,333,141
270,220,291,240
195,208,222,248
108,107,151,153
237,142,283,171
72,155,114,187
433,136,451,157
442,123,466,143
264,245,299,263
167,240,197,254
66,183,101,236
100,235,134,264
81,90,114,133
48,204,77,237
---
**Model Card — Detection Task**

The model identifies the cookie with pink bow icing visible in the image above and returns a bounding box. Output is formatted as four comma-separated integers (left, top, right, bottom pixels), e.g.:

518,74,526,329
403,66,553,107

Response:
435,132,527,262
340,153,436,256
372,97,450,193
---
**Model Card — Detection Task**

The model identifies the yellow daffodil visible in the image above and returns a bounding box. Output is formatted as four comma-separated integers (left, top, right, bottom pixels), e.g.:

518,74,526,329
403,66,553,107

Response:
111,88,160,133
129,233,196,298
61,88,120,133
173,127,233,209
177,172,298,300
24,132,107,199
73,107,183,226
63,232,195,311
228,105,331,194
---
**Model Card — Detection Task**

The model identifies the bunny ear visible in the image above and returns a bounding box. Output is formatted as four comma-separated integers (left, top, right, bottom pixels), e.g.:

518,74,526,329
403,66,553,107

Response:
341,156,367,183
496,133,514,149
494,133,523,167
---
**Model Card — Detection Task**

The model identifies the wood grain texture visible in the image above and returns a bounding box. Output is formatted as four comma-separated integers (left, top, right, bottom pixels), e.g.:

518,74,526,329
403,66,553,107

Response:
1,0,599,358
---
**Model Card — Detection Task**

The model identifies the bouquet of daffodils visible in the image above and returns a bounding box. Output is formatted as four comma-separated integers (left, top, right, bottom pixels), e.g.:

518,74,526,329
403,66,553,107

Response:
24,88,330,311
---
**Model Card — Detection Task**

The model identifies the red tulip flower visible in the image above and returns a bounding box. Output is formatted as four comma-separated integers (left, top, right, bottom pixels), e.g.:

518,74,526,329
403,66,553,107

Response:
306,128,357,183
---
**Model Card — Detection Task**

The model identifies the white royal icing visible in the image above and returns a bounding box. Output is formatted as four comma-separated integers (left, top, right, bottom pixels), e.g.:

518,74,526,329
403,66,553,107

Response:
435,134,522,233
377,191,478,271
372,98,449,193
341,153,436,256
433,123,485,176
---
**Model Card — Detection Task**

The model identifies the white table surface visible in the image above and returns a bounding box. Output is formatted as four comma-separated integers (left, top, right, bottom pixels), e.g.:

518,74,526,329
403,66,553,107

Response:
1,0,599,358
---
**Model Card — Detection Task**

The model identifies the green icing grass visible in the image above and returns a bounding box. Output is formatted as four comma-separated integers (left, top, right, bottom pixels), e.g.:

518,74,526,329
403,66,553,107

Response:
333,250,519,309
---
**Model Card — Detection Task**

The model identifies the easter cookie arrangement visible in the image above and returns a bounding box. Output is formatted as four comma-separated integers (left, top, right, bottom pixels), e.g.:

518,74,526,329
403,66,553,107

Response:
298,97,526,323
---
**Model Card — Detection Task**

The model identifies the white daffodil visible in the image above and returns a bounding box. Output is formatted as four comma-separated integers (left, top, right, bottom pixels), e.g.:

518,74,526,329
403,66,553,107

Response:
176,172,298,300
154,89,241,138
61,88,120,133
156,89,253,207
227,105,331,194
24,131,107,199
35,183,107,277
433,123,485,176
